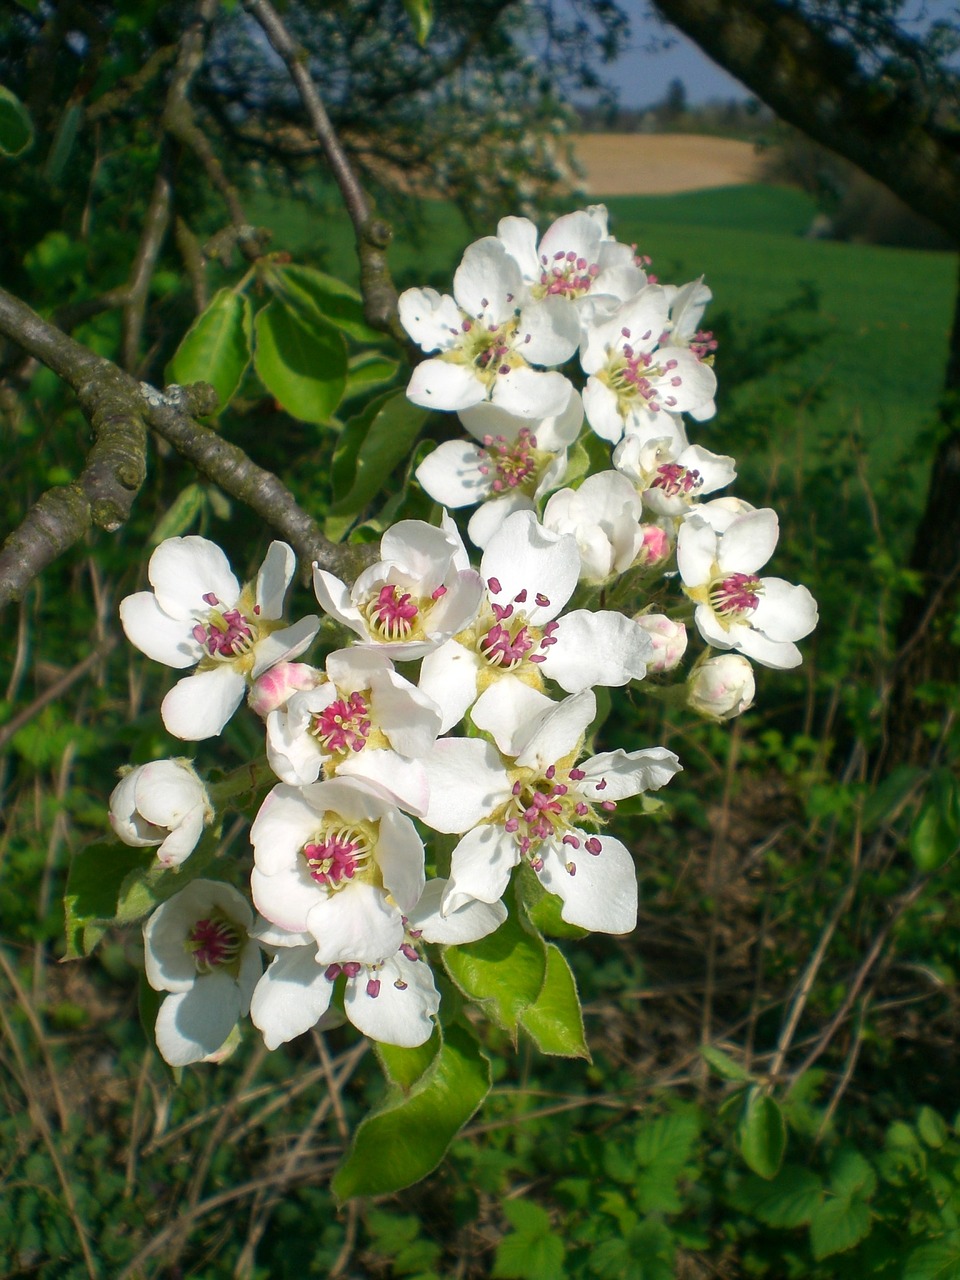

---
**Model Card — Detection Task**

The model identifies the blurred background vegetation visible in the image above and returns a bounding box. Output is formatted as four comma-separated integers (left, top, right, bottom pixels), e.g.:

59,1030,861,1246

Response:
2,0,960,1276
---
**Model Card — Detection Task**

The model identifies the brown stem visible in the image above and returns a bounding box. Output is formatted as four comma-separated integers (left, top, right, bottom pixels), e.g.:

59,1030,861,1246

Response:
244,0,405,343
121,165,173,373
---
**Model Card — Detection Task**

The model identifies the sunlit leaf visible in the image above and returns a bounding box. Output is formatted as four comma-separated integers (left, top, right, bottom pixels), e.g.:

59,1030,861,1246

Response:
519,944,589,1059
166,288,252,412
332,1024,490,1201
254,298,347,424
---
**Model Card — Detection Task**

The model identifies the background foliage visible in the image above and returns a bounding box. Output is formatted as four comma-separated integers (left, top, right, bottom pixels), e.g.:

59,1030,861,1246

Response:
1,0,959,1276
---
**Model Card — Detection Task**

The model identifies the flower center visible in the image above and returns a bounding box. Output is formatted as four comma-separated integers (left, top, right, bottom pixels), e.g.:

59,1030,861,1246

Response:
651,462,702,499
478,427,544,494
186,912,243,975
302,821,375,891
535,249,601,299
605,327,684,416
444,306,527,390
709,572,762,621
502,764,618,875
192,592,258,659
474,580,559,672
311,692,371,754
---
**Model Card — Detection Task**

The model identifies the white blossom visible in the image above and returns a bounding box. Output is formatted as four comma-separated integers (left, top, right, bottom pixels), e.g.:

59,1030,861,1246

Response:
677,509,818,669
120,537,319,740
143,879,261,1067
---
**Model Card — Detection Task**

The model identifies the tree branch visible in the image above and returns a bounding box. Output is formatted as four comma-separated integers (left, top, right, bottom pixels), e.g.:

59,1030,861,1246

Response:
244,0,406,344
0,286,371,610
651,0,960,240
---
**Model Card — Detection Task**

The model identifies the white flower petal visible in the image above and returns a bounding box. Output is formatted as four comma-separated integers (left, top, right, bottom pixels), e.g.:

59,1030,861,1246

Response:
337,750,430,818
496,215,541,279
416,440,490,507
542,610,651,693
752,578,818,642
579,746,682,800
453,237,523,322
466,493,537,551
418,640,483,734
420,738,512,834
407,358,485,412
492,366,571,419
372,670,442,757
481,511,579,625
160,666,246,740
251,614,321,679
155,974,242,1066
471,676,557,756
443,824,520,914
513,689,597,772
518,295,580,366
408,879,507,944
718,509,779,575
148,536,240,620
307,883,405,965
119,592,200,668
398,287,461,352
344,953,439,1047
255,542,295,620
537,833,637,933
250,947,334,1049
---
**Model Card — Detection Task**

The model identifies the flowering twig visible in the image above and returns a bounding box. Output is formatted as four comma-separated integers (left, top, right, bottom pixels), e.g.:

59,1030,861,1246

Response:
244,0,405,345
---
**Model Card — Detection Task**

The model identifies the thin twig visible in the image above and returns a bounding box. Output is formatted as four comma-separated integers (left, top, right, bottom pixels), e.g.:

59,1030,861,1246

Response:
0,637,116,752
244,0,405,343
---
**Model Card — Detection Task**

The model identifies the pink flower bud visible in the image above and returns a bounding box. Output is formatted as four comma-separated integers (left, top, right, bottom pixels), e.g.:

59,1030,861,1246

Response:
247,662,321,717
687,654,755,721
637,524,670,566
635,614,687,672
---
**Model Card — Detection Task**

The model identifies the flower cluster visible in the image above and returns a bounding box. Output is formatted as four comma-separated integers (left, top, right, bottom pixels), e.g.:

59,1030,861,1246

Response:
110,207,817,1067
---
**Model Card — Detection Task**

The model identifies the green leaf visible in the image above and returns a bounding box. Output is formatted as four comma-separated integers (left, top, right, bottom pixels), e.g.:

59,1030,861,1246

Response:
734,1165,824,1228
254,298,347,425
331,1024,490,1201
903,1236,960,1280
166,288,252,412
267,264,382,344
910,769,960,872
148,483,206,545
519,944,589,1058
809,1195,871,1261
345,350,400,399
634,1108,701,1171
702,1044,754,1083
0,84,33,157
402,0,434,46
737,1087,787,1180
327,389,428,517
829,1148,877,1200
442,898,546,1040
919,1106,949,1149
493,1200,565,1280
63,841,155,958
378,1027,440,1091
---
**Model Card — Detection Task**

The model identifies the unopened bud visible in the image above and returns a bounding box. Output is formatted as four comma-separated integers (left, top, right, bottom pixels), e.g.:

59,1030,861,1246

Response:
637,524,670,567
248,663,321,717
636,614,687,672
687,654,755,720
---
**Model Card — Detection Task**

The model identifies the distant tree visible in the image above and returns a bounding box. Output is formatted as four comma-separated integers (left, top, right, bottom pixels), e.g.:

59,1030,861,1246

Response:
651,0,960,765
661,75,688,119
